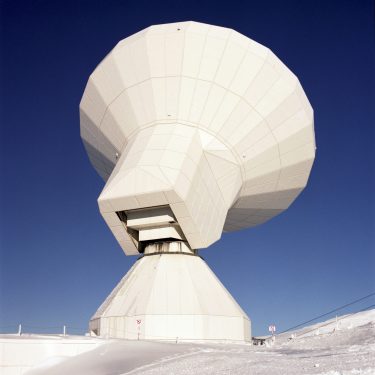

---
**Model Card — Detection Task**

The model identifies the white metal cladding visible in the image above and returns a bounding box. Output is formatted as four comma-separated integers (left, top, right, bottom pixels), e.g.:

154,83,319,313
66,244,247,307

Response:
89,253,251,342
80,21,316,255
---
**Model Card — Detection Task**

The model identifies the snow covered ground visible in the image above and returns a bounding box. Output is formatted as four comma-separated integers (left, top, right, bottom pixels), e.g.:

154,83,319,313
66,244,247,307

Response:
3,309,375,375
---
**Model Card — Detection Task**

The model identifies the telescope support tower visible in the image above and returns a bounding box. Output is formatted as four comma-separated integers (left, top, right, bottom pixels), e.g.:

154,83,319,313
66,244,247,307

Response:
90,241,251,342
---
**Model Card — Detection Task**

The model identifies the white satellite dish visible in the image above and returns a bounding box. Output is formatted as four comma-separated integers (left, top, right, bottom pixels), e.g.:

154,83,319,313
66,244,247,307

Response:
80,21,315,342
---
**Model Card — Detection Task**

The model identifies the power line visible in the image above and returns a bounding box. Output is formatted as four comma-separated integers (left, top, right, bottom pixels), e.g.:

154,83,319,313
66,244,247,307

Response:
279,291,375,334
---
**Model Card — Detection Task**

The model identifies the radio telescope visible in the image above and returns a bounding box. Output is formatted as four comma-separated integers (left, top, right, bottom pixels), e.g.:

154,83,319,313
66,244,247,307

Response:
80,21,315,342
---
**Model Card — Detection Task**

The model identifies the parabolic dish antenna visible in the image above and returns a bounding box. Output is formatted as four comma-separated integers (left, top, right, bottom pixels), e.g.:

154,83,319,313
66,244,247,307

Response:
80,21,315,342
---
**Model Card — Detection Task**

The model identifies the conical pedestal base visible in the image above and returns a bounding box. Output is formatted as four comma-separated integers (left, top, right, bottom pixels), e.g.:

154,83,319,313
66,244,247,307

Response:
90,244,251,342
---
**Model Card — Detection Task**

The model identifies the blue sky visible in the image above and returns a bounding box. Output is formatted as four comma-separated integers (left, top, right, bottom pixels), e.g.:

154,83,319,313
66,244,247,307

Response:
0,0,374,336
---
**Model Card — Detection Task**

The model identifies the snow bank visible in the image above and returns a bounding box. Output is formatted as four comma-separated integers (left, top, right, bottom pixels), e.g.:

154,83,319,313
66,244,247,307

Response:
283,309,375,339
0,334,103,375
2,309,374,375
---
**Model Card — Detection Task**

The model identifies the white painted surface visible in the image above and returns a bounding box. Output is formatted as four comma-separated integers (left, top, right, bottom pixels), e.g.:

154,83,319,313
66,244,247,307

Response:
79,21,315,343
89,249,251,342
80,21,316,255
